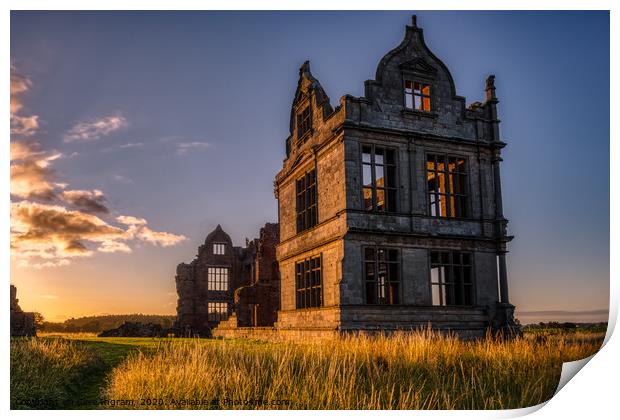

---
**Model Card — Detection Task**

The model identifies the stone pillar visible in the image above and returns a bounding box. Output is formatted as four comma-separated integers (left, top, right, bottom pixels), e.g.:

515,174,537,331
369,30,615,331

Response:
492,154,510,304
487,75,510,305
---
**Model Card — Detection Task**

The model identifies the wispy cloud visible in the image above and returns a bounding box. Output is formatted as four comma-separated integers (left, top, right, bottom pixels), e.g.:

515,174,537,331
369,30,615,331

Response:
10,141,63,201
11,201,186,268
11,115,40,137
10,70,186,269
112,174,133,184
11,66,40,137
119,142,144,149
117,215,185,247
63,115,127,143
61,189,109,214
176,141,212,155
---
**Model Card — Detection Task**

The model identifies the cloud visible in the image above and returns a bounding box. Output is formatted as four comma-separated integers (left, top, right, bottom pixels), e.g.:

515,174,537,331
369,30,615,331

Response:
10,67,31,115
61,189,109,214
117,215,185,247
134,226,186,247
11,201,125,262
10,141,63,200
40,294,59,299
98,241,132,254
119,142,144,149
112,174,133,184
116,215,147,226
11,201,186,268
11,115,39,136
11,67,40,138
63,115,127,143
10,69,186,269
177,142,212,155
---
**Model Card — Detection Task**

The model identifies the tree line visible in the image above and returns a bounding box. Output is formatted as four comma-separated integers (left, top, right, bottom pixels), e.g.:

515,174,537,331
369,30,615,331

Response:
39,314,177,333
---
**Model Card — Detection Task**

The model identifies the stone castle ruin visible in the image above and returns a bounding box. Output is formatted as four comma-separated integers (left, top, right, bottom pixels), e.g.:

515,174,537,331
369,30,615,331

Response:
175,16,518,339
10,285,36,337
175,223,279,336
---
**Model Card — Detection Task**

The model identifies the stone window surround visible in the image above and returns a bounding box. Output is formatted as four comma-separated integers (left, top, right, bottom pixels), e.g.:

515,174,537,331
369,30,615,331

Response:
425,151,471,219
401,73,438,119
295,167,318,233
404,79,431,112
362,245,402,305
207,266,229,291
295,254,323,310
212,242,226,255
207,301,229,322
429,250,476,307
360,143,398,213
296,100,313,143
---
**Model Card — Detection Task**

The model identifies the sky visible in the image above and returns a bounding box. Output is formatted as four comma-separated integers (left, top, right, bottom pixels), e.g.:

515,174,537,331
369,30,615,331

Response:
9,11,609,323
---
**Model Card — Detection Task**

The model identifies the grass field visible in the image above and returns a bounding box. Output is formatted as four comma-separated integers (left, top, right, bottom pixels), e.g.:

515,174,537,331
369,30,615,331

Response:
11,329,605,410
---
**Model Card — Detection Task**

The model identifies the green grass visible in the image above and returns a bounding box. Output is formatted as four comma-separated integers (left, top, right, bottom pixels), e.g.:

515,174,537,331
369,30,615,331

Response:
10,337,107,409
11,331,604,410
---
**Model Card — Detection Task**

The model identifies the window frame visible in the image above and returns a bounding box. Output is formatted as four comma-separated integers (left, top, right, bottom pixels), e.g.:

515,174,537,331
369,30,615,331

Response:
207,266,229,291
207,301,229,322
425,152,470,219
295,255,323,309
212,242,226,255
403,79,432,112
429,250,475,307
363,246,401,305
296,168,318,233
296,103,312,141
361,144,398,213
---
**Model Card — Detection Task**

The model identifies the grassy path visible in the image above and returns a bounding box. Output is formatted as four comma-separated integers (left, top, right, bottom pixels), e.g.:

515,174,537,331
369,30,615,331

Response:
63,337,181,409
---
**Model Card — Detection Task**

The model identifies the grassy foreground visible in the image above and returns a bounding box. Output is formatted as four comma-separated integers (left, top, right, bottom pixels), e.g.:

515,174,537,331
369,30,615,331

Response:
10,337,106,409
11,330,604,410
102,330,603,410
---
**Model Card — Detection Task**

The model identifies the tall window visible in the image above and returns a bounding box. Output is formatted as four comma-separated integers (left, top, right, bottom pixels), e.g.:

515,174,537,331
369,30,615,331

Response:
207,267,229,291
295,256,322,309
430,251,474,306
364,247,400,304
207,302,228,322
213,243,225,255
426,154,468,218
297,105,312,140
404,80,431,112
296,169,317,232
362,145,397,212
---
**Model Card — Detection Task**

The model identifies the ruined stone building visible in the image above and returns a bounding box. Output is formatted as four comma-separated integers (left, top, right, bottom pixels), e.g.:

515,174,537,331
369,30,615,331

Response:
175,223,279,336
197,16,516,339
10,285,36,337
266,16,517,338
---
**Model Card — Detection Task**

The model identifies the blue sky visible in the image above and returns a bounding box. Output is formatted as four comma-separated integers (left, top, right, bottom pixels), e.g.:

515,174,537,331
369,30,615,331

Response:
10,11,609,322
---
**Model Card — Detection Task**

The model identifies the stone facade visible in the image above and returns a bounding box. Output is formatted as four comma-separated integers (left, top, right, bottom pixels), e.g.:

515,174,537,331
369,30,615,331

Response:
268,16,517,339
10,285,36,337
175,223,279,336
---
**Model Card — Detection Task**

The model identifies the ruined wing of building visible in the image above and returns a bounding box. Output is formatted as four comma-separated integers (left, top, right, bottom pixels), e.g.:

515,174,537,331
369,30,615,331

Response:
10,285,36,337
177,16,518,339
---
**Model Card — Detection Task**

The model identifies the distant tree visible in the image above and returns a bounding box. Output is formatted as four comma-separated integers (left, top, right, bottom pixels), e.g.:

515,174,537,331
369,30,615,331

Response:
33,312,45,329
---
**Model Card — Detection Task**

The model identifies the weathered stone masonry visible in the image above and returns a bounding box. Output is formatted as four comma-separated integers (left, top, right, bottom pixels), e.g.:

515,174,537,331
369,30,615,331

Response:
10,285,36,337
215,16,518,339
175,223,279,336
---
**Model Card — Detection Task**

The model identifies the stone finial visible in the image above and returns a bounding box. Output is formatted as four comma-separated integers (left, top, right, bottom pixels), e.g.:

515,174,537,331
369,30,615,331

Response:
485,74,497,101
299,60,311,76
411,15,418,28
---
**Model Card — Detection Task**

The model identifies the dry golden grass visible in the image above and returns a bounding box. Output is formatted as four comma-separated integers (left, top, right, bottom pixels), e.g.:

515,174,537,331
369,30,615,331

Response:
102,330,603,410
10,337,105,409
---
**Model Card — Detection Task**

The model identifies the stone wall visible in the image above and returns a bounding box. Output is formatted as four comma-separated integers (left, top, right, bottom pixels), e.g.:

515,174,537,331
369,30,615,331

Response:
10,285,36,337
266,16,517,338
175,223,280,336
